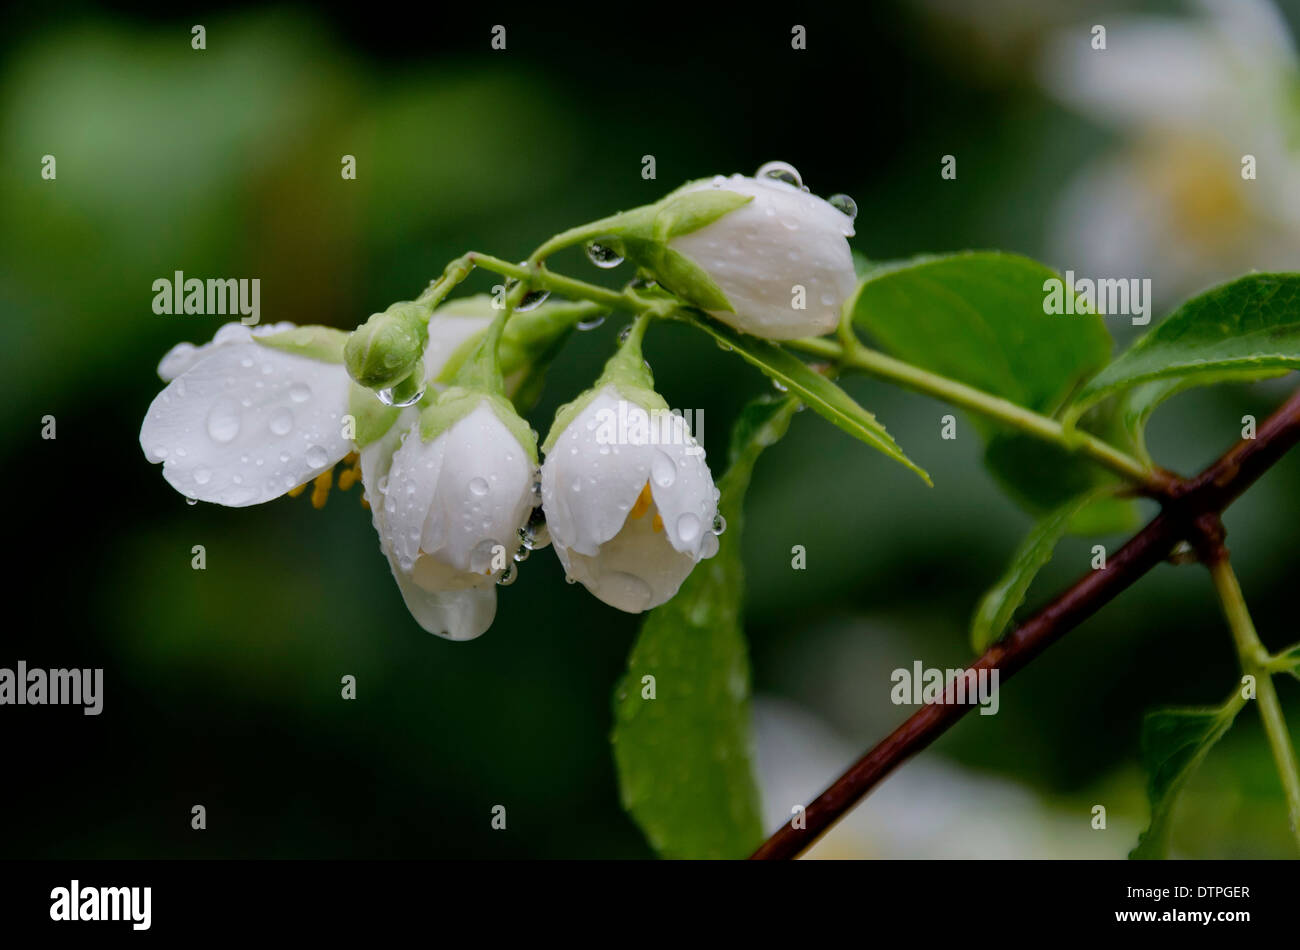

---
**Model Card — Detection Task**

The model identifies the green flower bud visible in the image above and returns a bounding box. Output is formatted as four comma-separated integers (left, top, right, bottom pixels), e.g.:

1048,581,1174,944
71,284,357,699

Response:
344,301,430,390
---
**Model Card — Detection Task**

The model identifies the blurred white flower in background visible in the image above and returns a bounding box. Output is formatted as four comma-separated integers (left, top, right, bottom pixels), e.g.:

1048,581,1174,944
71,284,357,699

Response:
1038,0,1300,306
753,698,1135,858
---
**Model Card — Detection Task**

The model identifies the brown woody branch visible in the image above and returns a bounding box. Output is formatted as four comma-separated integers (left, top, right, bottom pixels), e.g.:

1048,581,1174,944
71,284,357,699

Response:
750,386,1300,860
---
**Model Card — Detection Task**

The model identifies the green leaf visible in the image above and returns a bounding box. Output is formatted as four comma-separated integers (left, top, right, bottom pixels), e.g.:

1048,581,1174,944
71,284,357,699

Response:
1131,696,1246,859
1069,273,1300,424
677,312,931,485
849,252,1115,520
851,252,1113,418
970,489,1112,653
612,395,799,859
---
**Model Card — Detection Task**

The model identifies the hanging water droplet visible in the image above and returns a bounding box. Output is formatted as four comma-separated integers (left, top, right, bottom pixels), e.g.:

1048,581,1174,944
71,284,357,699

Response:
828,193,858,219
628,276,658,291
186,497,199,506
618,324,633,344
712,513,727,535
377,384,426,408
518,289,551,312
585,242,624,269
497,562,518,586
513,546,530,563
469,477,490,497
577,314,606,331
772,379,789,393
756,160,802,188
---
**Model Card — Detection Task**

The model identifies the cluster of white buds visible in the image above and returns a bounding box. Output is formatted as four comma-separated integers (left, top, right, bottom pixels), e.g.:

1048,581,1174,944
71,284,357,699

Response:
139,164,858,639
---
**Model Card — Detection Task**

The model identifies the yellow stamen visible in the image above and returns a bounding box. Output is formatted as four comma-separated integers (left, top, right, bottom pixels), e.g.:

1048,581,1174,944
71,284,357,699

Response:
287,482,307,498
310,469,333,509
629,481,654,519
652,513,663,533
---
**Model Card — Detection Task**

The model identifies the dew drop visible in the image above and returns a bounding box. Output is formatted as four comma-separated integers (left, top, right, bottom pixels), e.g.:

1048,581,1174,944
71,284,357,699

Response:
469,477,490,497
712,513,727,535
377,384,426,408
585,242,624,269
577,314,607,331
828,193,858,219
269,407,294,436
497,562,518,586
186,497,199,506
194,468,212,485
206,399,241,443
651,450,677,488
289,382,312,403
772,379,789,393
517,289,550,312
677,512,702,543
756,160,802,188
306,445,329,468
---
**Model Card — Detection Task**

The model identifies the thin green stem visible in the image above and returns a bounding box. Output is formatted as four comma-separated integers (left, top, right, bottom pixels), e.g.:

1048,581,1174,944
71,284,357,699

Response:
527,215,629,264
788,334,1163,492
1208,557,1300,850
467,252,646,313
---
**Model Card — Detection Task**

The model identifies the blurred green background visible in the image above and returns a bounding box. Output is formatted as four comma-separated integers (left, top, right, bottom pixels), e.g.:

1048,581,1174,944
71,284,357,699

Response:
4,1,1299,858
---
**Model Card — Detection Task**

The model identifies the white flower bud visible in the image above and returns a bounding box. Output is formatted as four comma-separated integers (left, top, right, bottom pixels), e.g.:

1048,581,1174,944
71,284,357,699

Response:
367,400,534,640
541,386,719,613
668,173,857,339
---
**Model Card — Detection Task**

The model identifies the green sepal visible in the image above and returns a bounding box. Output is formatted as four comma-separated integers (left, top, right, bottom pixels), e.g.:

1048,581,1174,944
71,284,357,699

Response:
348,382,401,448
621,237,735,313
648,183,753,240
417,386,538,466
253,325,349,363
540,326,667,455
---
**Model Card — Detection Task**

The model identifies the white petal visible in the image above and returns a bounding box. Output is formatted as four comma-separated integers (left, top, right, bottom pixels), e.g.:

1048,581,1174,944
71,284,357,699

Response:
156,321,297,381
552,495,697,613
359,410,499,640
389,572,498,641
384,400,533,579
140,339,352,507
541,388,655,557
643,416,718,559
422,310,492,384
670,175,857,340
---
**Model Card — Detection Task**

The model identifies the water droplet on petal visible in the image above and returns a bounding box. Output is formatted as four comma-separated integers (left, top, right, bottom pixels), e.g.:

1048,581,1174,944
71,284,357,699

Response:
194,468,212,485
269,407,293,436
206,399,241,443
469,477,489,497
828,193,858,219
186,497,199,506
712,513,727,535
289,382,312,403
756,160,802,188
651,450,677,488
677,512,701,543
306,445,329,468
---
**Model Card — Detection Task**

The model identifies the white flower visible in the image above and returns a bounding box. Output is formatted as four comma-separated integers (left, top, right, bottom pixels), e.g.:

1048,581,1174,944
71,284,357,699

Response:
138,306,538,641
668,173,857,340
1037,0,1300,304
541,385,719,613
366,399,535,640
